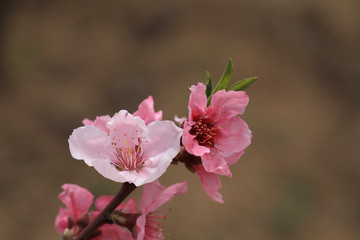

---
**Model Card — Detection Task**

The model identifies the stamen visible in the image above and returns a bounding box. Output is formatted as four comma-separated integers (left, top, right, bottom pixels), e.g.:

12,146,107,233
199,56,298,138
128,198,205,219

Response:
144,209,170,239
190,115,221,148
103,134,146,171
124,139,130,149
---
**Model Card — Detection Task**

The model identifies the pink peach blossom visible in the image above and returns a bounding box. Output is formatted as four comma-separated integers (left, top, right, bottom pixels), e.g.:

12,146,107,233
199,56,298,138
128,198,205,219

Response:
182,82,252,177
69,110,182,186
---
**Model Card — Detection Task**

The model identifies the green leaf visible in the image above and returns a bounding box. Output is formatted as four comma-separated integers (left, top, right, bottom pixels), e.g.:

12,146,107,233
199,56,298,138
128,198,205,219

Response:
205,71,212,98
230,77,258,91
212,58,234,94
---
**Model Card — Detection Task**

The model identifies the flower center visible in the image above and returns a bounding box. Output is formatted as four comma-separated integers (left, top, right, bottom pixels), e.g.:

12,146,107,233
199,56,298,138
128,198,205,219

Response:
110,137,146,171
190,115,220,148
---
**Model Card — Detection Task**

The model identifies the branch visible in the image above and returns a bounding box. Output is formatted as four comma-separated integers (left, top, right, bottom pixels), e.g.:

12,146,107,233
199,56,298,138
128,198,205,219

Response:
75,182,136,240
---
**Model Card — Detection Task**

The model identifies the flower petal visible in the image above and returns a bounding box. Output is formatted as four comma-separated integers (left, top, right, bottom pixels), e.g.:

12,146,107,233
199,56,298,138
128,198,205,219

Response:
82,115,111,133
92,159,137,183
92,157,163,186
224,150,245,165
107,110,149,150
215,116,252,157
82,118,94,126
139,180,165,210
120,198,138,214
133,96,163,125
174,115,186,125
208,90,249,121
202,151,232,177
193,165,223,203
94,195,113,211
144,120,182,159
142,180,188,213
182,122,210,156
132,153,173,186
188,83,207,124
96,224,134,240
55,207,71,234
69,126,108,166
58,184,94,222
135,213,147,240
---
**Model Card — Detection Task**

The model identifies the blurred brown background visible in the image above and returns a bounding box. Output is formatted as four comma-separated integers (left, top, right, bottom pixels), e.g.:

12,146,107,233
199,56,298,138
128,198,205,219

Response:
1,0,359,240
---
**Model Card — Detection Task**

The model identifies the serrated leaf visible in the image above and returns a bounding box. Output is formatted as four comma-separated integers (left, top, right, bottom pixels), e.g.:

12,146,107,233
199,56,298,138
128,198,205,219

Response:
212,58,234,94
230,77,258,91
205,71,212,98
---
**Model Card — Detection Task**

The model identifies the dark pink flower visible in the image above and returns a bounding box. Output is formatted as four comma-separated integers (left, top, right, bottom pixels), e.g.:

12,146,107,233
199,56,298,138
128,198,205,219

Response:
55,184,135,240
182,82,252,177
55,184,95,238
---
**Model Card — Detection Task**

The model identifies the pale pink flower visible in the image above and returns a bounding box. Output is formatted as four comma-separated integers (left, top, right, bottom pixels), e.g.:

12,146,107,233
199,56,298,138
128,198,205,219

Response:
55,184,95,237
69,110,182,186
136,180,188,240
182,82,252,177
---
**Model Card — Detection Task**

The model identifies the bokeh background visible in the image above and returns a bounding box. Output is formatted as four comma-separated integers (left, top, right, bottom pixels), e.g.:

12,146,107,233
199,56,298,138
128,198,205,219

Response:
1,1,359,239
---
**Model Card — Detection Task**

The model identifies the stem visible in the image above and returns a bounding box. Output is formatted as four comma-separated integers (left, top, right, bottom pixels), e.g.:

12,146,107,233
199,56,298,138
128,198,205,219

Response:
75,182,136,240
172,146,201,172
